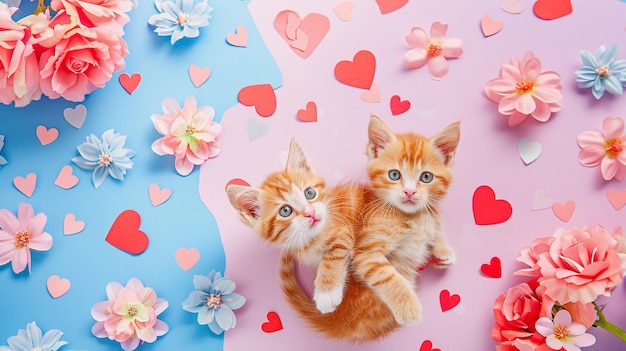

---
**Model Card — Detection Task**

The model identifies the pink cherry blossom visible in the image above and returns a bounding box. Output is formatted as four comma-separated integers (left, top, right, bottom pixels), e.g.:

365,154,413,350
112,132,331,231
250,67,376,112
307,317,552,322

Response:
535,310,596,351
577,116,626,181
404,21,463,80
484,51,562,127
0,203,52,274
151,96,221,176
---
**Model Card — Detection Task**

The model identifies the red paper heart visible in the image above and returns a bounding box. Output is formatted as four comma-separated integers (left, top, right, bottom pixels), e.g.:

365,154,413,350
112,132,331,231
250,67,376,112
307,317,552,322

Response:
376,0,409,14
533,0,572,20
481,256,502,278
105,210,148,255
334,50,376,90
261,311,283,333
472,185,512,225
238,84,277,117
119,73,142,94
297,101,318,122
419,340,441,351
390,95,410,115
439,289,460,312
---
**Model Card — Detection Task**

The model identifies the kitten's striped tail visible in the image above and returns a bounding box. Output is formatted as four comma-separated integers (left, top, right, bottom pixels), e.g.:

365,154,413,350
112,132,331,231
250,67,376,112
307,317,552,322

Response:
278,253,323,322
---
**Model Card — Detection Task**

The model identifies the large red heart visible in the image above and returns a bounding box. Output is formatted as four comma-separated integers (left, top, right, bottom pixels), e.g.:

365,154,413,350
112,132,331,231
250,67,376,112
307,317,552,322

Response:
472,185,512,225
419,340,441,351
533,0,572,20
238,84,277,117
274,11,330,59
334,50,376,90
376,0,409,14
480,256,502,278
261,311,283,333
439,289,460,312
105,210,149,255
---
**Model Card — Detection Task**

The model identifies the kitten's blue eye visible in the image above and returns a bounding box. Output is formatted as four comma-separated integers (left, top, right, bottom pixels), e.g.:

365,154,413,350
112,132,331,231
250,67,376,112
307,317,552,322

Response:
279,205,293,217
304,187,316,200
388,170,401,181
420,172,434,183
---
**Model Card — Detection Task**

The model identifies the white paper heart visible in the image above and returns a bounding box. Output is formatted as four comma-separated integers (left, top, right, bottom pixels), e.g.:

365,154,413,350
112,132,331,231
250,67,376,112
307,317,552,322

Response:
247,117,269,141
518,138,542,165
63,104,87,128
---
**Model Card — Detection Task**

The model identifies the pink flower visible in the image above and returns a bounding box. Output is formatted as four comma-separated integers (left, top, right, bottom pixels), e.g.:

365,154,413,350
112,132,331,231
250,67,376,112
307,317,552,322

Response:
577,117,626,181
492,282,544,344
151,96,221,176
91,278,169,351
484,51,562,127
535,309,596,351
515,236,555,277
0,203,52,274
50,0,131,33
404,21,463,80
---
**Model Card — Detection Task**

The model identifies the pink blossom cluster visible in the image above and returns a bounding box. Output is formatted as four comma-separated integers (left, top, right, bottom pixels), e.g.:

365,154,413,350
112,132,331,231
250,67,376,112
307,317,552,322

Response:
0,0,132,107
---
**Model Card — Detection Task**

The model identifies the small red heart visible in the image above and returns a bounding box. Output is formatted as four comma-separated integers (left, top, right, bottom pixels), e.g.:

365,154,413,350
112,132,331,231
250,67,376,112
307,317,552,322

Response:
533,0,572,20
119,73,142,94
390,95,410,115
297,101,318,122
334,50,376,90
261,311,283,333
105,210,149,255
238,84,277,117
480,256,502,278
419,340,441,351
472,185,512,225
376,0,409,14
439,289,460,312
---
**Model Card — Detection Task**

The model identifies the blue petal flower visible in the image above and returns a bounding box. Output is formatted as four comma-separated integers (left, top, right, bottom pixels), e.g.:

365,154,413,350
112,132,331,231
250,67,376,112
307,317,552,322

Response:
575,44,626,99
0,135,7,168
1,322,68,351
147,0,212,45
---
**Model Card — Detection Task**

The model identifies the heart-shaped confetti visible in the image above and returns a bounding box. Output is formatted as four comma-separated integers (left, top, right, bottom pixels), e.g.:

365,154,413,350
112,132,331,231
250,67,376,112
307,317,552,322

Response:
226,25,248,47
472,185,512,225
189,64,211,88
607,189,626,210
54,165,79,189
261,311,283,333
419,340,441,351
480,14,503,37
502,0,523,14
175,247,200,271
36,125,58,146
297,101,318,122
14,173,36,197
149,183,171,207
532,189,553,210
439,289,460,312
105,210,149,255
333,1,353,21
238,84,277,117
552,200,575,222
247,117,269,141
533,0,572,20
360,82,381,103
47,275,71,298
480,257,502,278
390,95,411,115
375,0,408,14
64,213,85,235
63,104,87,128
518,138,542,165
119,73,141,94
274,11,330,58
334,50,376,90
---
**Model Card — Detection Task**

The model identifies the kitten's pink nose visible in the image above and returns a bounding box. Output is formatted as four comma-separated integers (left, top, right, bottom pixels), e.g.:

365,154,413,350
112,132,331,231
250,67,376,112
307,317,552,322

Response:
304,208,316,218
404,190,416,199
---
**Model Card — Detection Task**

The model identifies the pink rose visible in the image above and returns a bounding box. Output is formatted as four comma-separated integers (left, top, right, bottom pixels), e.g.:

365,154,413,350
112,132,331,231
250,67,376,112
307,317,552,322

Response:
50,0,131,33
515,236,555,277
492,281,545,344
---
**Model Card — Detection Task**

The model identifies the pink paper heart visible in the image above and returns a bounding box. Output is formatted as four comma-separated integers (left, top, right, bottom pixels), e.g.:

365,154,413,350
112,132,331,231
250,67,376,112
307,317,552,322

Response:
360,82,381,103
333,1,354,21
54,165,79,189
607,189,626,210
274,11,330,59
149,183,171,207
226,25,248,47
502,0,523,14
176,248,200,271
64,213,85,235
47,275,71,298
189,64,211,88
63,104,87,128
376,0,408,14
532,189,553,210
14,173,36,197
36,125,58,146
480,14,503,37
552,200,575,222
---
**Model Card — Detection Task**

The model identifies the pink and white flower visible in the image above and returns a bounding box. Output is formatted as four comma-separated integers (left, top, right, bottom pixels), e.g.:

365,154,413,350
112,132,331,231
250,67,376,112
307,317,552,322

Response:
535,309,596,351
404,21,463,80
577,116,626,181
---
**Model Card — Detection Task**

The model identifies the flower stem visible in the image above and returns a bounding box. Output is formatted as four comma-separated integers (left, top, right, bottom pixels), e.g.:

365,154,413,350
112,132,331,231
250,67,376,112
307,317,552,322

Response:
594,303,626,342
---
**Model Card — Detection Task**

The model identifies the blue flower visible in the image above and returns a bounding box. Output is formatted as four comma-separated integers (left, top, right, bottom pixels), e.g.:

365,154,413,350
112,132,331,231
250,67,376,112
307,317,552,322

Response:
71,129,135,188
575,44,626,99
0,321,68,351
0,135,7,168
147,0,212,45
182,271,246,335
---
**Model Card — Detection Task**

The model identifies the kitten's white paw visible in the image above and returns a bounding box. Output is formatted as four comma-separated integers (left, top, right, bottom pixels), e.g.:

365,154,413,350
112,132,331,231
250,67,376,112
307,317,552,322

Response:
393,293,423,325
314,284,344,314
431,245,456,268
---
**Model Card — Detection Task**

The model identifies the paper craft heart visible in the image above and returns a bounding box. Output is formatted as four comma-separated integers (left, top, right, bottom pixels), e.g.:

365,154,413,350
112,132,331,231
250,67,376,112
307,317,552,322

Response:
518,138,542,165
226,25,248,47
532,189,553,210
439,289,460,312
36,125,58,146
481,257,502,278
390,95,410,115
189,64,211,88
472,185,512,225
47,275,71,298
297,101,318,122
261,311,283,333
238,84,277,117
552,200,575,222
54,165,79,189
360,82,381,103
334,50,376,90
149,183,171,207
480,14,503,37
533,0,572,20
274,11,330,59
64,213,85,235
14,173,36,197
607,189,626,210
105,210,149,255
502,0,523,14
247,117,269,141
119,73,141,94
63,104,87,128
175,248,200,271
226,178,251,189
419,340,441,351
333,1,353,21
376,0,408,14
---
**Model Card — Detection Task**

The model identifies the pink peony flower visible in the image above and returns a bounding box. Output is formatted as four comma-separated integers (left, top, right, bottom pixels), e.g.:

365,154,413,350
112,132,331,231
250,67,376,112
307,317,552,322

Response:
484,51,562,127
151,96,221,176
577,117,626,181
91,278,169,351
404,21,463,80
535,309,596,351
0,203,52,274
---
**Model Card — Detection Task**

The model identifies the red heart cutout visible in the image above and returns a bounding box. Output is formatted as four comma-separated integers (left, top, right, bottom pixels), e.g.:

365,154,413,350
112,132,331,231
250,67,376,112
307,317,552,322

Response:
261,311,283,333
238,84,277,117
334,50,376,90
105,210,149,255
420,340,441,351
297,101,318,122
376,0,409,14
119,73,142,94
439,289,460,312
390,95,410,115
472,185,512,225
533,0,572,20
480,256,502,278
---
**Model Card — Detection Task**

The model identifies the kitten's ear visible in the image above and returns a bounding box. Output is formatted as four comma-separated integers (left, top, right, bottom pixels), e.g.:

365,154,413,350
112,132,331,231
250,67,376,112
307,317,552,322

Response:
226,184,263,227
367,115,395,159
431,121,460,166
286,139,314,173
